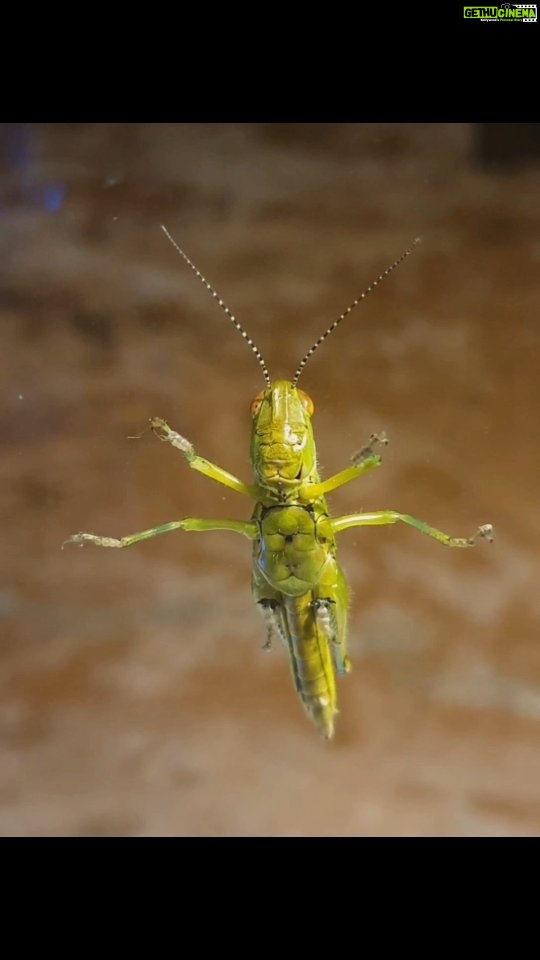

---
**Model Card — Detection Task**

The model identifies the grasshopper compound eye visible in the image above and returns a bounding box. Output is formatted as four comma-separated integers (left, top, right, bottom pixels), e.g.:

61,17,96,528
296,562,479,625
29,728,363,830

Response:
250,390,266,418
297,389,314,417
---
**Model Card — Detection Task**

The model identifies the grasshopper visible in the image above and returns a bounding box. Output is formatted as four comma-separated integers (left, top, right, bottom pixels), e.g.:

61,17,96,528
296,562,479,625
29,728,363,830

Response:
65,227,494,740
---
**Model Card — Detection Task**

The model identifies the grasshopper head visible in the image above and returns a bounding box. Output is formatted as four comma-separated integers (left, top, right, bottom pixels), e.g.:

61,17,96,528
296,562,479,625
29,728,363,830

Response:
250,380,317,489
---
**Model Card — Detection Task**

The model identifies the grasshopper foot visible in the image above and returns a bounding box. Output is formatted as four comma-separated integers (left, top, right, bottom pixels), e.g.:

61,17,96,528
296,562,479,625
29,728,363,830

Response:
470,523,495,545
62,532,123,549
149,418,194,457
352,431,389,466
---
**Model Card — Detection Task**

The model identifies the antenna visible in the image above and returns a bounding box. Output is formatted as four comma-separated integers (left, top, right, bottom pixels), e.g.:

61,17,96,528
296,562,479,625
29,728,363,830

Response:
161,225,271,387
292,238,421,385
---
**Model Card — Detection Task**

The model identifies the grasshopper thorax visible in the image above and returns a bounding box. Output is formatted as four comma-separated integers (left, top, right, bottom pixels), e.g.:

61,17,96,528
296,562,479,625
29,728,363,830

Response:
250,381,317,492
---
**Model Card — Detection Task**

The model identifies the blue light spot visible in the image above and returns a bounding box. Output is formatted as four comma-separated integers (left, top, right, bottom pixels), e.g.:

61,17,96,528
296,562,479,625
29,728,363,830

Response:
43,182,66,213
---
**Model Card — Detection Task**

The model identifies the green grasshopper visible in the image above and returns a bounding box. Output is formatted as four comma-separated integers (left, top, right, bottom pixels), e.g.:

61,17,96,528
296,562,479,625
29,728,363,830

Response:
65,227,494,740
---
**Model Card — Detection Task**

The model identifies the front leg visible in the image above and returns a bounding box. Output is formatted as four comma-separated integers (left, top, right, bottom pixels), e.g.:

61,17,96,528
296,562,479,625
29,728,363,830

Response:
64,517,258,550
150,418,260,499
300,433,388,501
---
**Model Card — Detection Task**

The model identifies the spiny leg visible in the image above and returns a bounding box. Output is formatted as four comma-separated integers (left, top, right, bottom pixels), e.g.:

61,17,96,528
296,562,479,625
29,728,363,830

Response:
149,417,260,499
331,511,494,547
63,518,258,550
312,559,351,677
301,433,388,500
252,566,289,652
312,600,351,677
258,599,288,652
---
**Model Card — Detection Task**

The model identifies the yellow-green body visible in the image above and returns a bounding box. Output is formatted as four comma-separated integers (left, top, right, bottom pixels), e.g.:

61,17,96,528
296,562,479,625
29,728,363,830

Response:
249,382,350,739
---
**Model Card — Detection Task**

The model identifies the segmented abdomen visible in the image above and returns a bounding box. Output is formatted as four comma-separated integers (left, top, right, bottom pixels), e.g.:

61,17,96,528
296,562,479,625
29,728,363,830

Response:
282,593,337,740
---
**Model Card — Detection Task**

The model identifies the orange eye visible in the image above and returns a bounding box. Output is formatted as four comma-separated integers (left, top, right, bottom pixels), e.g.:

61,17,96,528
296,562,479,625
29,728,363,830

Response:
297,389,314,417
250,389,266,418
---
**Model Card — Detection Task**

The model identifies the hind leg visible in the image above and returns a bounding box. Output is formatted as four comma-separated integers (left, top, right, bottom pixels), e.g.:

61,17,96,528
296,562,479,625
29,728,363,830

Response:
252,564,287,651
313,559,351,677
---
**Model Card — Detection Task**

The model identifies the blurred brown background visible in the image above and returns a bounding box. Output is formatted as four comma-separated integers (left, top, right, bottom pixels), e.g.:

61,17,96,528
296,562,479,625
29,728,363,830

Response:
1,123,539,836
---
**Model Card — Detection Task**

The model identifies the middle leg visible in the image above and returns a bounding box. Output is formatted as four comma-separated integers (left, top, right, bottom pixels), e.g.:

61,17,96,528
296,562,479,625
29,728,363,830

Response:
331,511,494,547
